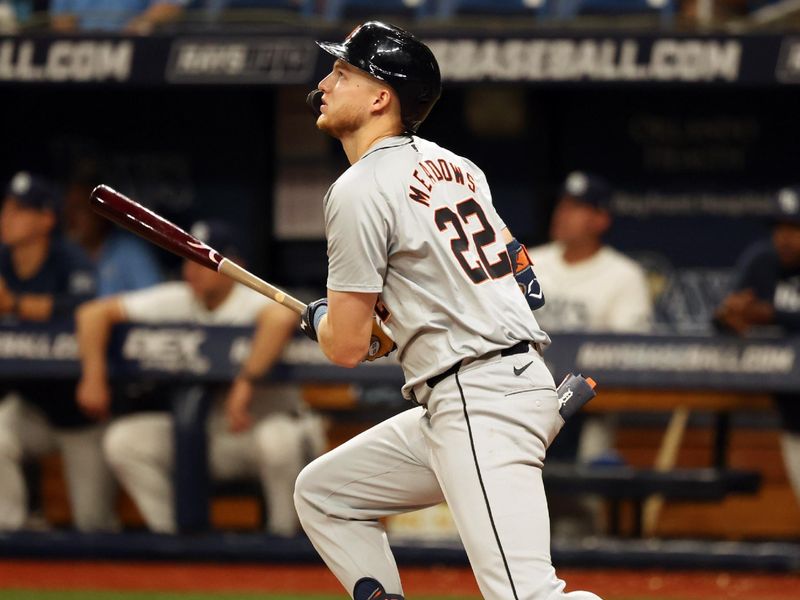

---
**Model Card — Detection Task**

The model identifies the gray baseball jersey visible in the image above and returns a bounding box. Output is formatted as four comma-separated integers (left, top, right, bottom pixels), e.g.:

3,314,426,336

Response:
298,134,603,600
324,135,550,396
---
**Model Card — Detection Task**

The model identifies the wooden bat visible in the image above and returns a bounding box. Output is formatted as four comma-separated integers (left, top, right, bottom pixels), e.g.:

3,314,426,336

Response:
89,184,306,314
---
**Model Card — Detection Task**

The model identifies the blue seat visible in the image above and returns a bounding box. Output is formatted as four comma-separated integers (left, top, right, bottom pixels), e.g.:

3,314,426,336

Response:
193,0,315,21
555,0,676,26
323,0,432,21
436,0,552,17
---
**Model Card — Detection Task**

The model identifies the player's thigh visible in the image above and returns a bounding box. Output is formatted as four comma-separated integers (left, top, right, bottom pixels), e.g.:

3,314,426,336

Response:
295,406,444,519
425,362,560,585
7,396,57,457
250,412,314,471
208,407,258,481
104,412,173,468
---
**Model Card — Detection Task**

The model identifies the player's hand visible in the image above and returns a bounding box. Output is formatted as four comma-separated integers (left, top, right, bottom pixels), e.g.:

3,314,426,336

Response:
76,373,111,421
715,289,771,334
226,378,254,433
740,295,775,326
300,298,328,342
364,316,396,361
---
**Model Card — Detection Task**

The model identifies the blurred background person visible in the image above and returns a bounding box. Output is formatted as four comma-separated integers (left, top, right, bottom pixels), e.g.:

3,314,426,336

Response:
63,176,162,296
528,171,654,536
0,170,118,532
529,171,653,340
76,219,325,537
714,184,800,512
50,0,188,34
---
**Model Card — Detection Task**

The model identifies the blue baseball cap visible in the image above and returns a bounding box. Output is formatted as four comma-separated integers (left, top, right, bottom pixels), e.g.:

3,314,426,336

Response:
772,186,800,226
559,171,612,210
189,219,241,258
4,171,60,212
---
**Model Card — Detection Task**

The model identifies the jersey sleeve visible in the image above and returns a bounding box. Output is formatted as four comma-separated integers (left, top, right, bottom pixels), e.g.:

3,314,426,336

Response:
324,175,392,293
728,241,777,298
121,282,192,323
99,236,163,297
51,242,97,318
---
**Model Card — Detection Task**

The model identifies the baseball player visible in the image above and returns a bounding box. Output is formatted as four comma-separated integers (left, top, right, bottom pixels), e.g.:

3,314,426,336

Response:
294,22,602,600
0,171,117,532
76,220,325,536
714,186,800,516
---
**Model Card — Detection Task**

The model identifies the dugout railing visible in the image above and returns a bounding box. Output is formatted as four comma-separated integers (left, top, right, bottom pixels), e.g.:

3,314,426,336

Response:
0,322,774,538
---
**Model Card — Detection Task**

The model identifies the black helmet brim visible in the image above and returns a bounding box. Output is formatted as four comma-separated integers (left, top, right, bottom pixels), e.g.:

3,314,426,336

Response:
313,21,441,133
316,41,348,63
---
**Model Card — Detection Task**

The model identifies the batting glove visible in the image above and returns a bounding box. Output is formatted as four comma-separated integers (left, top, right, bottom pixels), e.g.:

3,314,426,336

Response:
300,298,328,342
364,316,397,361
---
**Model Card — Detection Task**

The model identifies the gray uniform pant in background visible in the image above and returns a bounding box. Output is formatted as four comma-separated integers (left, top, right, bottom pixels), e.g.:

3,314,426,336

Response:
104,405,325,537
0,394,118,532
295,349,603,600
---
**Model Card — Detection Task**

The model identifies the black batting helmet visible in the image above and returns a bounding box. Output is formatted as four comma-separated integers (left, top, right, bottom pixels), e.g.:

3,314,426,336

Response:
309,21,442,133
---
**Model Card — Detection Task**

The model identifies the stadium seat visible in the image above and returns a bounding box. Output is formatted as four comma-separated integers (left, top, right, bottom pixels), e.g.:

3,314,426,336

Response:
555,0,676,26
435,0,553,18
323,0,433,21
191,0,315,22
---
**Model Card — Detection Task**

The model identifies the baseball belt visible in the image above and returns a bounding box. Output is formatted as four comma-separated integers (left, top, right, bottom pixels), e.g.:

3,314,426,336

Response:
426,340,535,389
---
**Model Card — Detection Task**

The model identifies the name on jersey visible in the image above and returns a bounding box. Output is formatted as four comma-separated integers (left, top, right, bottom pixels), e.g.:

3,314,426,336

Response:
409,159,476,207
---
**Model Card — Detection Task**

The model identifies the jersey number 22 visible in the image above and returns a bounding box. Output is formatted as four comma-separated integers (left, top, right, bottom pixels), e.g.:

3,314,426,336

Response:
435,198,512,285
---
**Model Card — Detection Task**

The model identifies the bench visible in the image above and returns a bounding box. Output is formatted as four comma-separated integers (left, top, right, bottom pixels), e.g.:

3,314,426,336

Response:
543,464,762,537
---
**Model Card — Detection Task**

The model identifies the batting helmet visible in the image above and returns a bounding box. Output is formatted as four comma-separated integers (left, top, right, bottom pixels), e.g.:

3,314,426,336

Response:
309,21,442,133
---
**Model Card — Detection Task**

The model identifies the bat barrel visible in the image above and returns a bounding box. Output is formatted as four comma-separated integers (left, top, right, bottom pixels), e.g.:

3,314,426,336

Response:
90,185,307,314
90,185,223,272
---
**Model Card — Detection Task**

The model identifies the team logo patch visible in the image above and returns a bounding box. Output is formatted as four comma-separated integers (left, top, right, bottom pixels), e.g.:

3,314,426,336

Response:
368,337,381,357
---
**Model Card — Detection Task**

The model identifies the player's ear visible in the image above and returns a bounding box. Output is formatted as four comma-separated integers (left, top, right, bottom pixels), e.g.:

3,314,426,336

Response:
594,209,612,235
371,86,394,115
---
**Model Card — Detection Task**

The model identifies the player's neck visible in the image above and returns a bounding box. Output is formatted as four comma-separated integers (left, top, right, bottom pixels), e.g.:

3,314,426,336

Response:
561,240,602,264
341,122,404,165
11,236,50,279
203,282,235,311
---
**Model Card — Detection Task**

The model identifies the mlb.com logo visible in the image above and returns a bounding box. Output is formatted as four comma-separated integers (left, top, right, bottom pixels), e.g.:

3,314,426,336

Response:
776,37,800,83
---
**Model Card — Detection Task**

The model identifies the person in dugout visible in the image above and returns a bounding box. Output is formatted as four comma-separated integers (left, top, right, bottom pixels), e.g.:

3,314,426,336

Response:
75,219,325,536
714,184,800,513
0,170,118,531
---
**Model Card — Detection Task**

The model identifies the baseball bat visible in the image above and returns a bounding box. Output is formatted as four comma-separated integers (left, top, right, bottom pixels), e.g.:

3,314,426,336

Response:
89,185,306,314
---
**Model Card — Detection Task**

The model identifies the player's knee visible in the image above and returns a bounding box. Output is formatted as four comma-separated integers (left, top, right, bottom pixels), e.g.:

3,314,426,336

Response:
103,420,140,471
293,459,324,522
0,432,21,463
254,418,300,468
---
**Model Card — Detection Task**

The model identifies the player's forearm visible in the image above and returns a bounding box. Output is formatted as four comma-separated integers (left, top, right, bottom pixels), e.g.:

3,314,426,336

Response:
237,306,298,380
76,299,122,379
16,295,54,321
318,315,371,368
315,290,377,367
124,2,183,33
50,13,78,31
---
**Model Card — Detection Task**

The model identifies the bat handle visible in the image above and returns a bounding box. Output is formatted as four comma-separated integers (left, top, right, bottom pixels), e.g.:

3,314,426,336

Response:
218,259,307,314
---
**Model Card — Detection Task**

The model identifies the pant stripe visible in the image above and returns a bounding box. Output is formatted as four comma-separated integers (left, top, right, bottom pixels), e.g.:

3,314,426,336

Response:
454,372,519,600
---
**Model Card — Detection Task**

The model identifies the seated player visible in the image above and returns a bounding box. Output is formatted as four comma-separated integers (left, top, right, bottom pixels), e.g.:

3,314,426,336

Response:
76,219,325,536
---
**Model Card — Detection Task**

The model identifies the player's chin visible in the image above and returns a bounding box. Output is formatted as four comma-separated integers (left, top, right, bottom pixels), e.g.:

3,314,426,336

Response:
317,115,339,136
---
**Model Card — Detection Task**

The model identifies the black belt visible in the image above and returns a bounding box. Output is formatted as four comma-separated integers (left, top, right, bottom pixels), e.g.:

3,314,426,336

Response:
426,341,532,389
